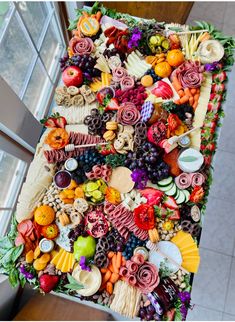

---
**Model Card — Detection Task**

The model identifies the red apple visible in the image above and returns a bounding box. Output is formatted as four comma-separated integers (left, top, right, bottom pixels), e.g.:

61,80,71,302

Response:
62,66,83,87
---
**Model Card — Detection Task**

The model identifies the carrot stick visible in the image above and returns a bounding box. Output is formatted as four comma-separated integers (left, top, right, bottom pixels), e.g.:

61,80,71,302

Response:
116,252,122,269
109,272,120,283
189,96,194,106
108,263,114,273
179,95,190,104
112,254,119,274
121,257,126,266
102,270,111,283
108,251,115,259
190,88,197,95
184,88,193,97
106,281,113,295
193,93,200,102
193,101,198,110
100,268,108,274
96,11,102,21
172,76,182,91
196,88,200,94
178,89,185,97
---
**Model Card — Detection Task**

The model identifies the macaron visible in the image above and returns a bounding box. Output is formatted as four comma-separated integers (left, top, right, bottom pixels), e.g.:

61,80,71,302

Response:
106,121,118,130
103,130,116,141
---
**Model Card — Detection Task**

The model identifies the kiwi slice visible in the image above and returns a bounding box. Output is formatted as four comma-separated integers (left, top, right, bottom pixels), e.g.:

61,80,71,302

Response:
86,182,99,192
162,39,170,50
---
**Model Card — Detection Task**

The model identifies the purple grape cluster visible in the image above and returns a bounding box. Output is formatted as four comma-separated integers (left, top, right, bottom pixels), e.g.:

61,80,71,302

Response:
124,142,169,184
106,229,126,252
71,55,101,78
139,305,161,321
68,220,88,251
59,53,70,71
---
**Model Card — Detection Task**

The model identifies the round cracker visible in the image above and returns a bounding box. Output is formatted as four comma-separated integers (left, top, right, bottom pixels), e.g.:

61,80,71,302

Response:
108,167,134,193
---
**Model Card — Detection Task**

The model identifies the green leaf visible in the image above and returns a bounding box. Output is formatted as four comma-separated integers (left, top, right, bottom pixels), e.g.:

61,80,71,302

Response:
174,308,183,321
0,248,15,266
68,18,78,31
9,268,19,288
179,156,198,162
0,236,13,250
64,283,84,291
11,245,24,262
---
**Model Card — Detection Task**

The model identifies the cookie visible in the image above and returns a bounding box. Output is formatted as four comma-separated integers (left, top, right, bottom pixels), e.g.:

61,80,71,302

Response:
103,130,116,141
106,121,118,130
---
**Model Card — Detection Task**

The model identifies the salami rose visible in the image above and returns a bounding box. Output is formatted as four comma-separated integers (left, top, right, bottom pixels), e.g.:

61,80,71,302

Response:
136,262,160,294
117,102,141,125
177,61,204,89
69,37,94,55
120,75,135,91
175,173,191,189
126,260,139,274
112,67,128,82
190,172,205,187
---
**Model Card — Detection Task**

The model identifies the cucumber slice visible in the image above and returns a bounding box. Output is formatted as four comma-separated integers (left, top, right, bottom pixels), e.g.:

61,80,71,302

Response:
182,190,190,202
86,182,99,192
174,188,180,199
158,177,173,187
165,184,177,196
158,182,174,192
91,190,103,200
175,190,186,204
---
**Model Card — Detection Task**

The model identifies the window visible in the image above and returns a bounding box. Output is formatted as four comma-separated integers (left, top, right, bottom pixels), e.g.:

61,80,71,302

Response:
0,150,27,237
0,2,65,120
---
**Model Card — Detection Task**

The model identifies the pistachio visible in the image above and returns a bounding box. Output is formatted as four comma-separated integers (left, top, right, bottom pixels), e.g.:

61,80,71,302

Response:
170,274,177,280
165,235,170,241
180,282,186,289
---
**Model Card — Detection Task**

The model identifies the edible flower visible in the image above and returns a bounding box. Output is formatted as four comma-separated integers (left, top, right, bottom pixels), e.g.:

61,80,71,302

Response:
128,28,142,49
79,256,91,272
189,186,204,203
134,204,155,230
177,291,193,321
19,264,34,280
204,61,218,72
131,169,148,189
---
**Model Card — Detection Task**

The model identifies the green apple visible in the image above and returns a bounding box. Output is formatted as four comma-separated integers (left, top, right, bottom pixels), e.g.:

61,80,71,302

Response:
73,235,96,262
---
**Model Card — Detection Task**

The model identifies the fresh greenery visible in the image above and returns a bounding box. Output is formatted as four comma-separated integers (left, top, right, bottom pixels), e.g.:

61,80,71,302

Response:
105,153,126,168
159,259,174,278
0,215,24,287
64,273,84,291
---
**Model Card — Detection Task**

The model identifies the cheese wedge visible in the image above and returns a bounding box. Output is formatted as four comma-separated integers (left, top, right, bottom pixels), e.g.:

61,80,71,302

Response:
51,248,63,266
55,249,67,270
182,258,200,273
61,252,70,273
101,72,112,87
89,78,102,92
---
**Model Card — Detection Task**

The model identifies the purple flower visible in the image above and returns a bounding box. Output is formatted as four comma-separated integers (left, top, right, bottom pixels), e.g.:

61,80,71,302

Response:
204,62,218,72
180,304,188,320
79,256,91,272
128,28,142,49
131,169,148,189
19,265,34,280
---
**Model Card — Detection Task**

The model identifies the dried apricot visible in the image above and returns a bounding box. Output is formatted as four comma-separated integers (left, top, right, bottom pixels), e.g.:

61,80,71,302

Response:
33,259,47,271
26,250,34,264
39,253,51,264
33,246,41,259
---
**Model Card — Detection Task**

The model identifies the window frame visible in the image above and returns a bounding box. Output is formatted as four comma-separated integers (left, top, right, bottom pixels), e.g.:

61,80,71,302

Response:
0,2,66,120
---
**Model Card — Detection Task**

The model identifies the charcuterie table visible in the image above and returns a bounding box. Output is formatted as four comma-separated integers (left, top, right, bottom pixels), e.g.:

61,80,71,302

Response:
1,2,234,321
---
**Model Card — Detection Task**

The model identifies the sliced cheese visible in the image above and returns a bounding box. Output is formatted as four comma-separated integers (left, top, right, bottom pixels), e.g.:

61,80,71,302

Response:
182,257,200,273
125,51,151,79
51,248,63,266
56,249,66,270
101,72,112,87
191,72,212,149
61,251,70,273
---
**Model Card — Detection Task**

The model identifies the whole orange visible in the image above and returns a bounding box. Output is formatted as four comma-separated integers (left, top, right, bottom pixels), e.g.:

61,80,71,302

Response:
154,61,172,78
166,49,185,67
34,205,55,226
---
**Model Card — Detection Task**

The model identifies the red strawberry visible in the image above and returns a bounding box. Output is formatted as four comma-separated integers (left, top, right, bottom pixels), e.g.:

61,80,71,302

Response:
98,144,116,155
212,71,227,83
165,308,176,321
105,98,119,111
211,83,225,94
55,116,67,128
41,117,56,128
210,93,223,103
204,155,212,166
204,142,216,152
163,196,178,210
39,274,59,293
207,101,221,112
169,209,180,220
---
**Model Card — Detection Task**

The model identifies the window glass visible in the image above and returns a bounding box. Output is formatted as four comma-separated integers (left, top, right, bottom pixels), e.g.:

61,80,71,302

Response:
0,13,35,97
0,2,13,34
17,2,49,47
0,150,27,208
0,210,12,237
40,15,63,79
23,59,52,119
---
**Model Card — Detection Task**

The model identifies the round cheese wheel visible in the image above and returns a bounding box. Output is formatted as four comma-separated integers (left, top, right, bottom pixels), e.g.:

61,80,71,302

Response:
178,148,204,173
72,265,102,296
108,166,135,193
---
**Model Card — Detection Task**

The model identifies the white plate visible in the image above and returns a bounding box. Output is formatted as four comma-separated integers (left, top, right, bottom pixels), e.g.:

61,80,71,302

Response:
149,241,182,273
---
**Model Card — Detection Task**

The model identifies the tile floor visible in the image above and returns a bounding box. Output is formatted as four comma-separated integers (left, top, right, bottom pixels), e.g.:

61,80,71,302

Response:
186,2,235,321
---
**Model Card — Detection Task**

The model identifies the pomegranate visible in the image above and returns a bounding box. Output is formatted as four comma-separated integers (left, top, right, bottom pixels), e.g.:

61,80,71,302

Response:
85,211,109,238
